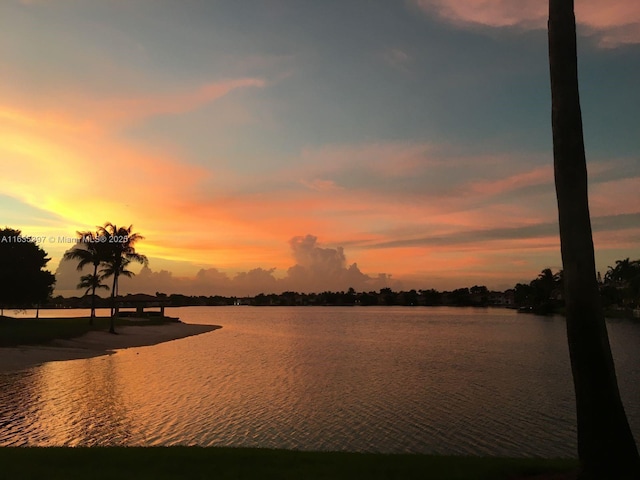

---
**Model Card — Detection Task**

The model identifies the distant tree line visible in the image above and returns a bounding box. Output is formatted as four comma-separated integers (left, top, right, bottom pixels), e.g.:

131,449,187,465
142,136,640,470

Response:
2,227,637,317
156,260,637,314
49,260,640,316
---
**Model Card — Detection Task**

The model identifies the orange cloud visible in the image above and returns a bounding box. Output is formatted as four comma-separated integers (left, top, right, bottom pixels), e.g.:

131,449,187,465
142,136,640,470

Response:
590,177,640,216
411,0,640,47
0,107,97,136
0,104,211,265
298,142,441,179
0,74,266,263
222,145,559,256
96,78,266,126
0,75,264,132
300,178,343,192
5,91,636,296
467,165,553,196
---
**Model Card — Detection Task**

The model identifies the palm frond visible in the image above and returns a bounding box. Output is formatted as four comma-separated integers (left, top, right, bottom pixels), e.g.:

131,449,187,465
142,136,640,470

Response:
76,273,110,293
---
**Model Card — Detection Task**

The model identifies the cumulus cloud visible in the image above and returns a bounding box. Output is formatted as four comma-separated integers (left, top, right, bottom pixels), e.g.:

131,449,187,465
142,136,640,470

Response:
289,235,346,274
282,235,393,293
53,253,87,293
54,235,395,297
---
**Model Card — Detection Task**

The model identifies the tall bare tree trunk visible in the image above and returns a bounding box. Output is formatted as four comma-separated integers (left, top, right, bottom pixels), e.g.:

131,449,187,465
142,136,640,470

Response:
548,1,639,478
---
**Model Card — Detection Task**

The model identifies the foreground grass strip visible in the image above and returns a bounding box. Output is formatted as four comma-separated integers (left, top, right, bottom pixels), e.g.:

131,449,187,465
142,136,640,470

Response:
0,447,577,480
0,316,174,347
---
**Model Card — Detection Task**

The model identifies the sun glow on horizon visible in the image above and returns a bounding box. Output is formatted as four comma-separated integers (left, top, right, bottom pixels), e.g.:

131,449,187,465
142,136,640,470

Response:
2,0,639,296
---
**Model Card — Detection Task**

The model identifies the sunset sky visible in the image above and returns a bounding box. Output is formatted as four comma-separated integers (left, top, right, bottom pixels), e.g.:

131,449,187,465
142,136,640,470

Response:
2,0,639,296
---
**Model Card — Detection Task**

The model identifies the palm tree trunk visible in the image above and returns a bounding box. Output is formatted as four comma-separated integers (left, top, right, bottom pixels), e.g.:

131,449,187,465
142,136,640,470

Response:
109,273,118,334
89,264,98,325
548,1,639,477
89,286,96,325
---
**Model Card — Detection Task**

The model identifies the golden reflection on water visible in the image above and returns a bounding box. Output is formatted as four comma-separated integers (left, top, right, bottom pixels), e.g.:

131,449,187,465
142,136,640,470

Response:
28,356,134,445
1,306,638,455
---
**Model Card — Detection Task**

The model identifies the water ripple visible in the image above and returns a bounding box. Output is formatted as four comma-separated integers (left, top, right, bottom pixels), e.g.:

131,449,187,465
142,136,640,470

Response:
1,306,638,457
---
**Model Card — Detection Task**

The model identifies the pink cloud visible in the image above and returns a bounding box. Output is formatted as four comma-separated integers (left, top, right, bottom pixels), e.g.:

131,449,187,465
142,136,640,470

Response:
590,178,640,216
298,142,441,179
412,0,546,29
467,165,553,196
411,0,640,47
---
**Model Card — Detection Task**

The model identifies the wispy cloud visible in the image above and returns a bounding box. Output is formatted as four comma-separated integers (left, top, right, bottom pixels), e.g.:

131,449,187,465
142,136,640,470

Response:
590,177,640,216
299,142,435,174
98,78,266,126
300,178,343,192
467,166,553,197
0,72,267,245
381,48,412,73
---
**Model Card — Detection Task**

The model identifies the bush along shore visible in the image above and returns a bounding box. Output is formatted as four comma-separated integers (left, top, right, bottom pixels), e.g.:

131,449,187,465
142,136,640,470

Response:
0,315,181,348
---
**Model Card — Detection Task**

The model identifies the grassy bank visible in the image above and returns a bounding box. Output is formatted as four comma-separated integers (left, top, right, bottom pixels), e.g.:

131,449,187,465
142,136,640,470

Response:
0,315,176,347
0,447,577,480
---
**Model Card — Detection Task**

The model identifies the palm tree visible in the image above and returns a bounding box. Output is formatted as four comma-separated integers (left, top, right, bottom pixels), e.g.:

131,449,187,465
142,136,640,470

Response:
536,268,559,294
63,231,110,324
548,1,639,477
605,258,640,308
529,268,562,313
98,223,148,334
77,273,109,302
100,257,135,303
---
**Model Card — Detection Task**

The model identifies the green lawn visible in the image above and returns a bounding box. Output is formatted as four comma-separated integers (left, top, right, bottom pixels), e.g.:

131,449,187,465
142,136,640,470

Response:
0,447,578,480
0,315,175,347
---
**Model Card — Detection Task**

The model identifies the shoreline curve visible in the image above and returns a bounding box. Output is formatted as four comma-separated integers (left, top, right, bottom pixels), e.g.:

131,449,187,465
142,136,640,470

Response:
0,322,221,374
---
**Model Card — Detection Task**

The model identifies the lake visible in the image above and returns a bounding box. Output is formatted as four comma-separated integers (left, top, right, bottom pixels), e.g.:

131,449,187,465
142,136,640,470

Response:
1,306,639,457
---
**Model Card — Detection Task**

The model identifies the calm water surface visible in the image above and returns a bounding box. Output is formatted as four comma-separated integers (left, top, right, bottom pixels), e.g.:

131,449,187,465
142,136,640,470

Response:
1,306,639,457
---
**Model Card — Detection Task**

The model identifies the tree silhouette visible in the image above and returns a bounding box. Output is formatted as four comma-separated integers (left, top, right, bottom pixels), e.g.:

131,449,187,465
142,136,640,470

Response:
63,231,111,324
0,228,56,316
527,268,562,313
98,223,148,334
548,1,639,477
77,274,109,303
101,257,136,300
604,258,640,307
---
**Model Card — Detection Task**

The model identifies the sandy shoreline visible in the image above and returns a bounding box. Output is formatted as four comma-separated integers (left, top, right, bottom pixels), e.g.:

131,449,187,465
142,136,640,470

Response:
0,322,221,374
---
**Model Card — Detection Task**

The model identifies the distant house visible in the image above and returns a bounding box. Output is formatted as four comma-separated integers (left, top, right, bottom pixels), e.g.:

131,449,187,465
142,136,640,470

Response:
489,290,515,307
